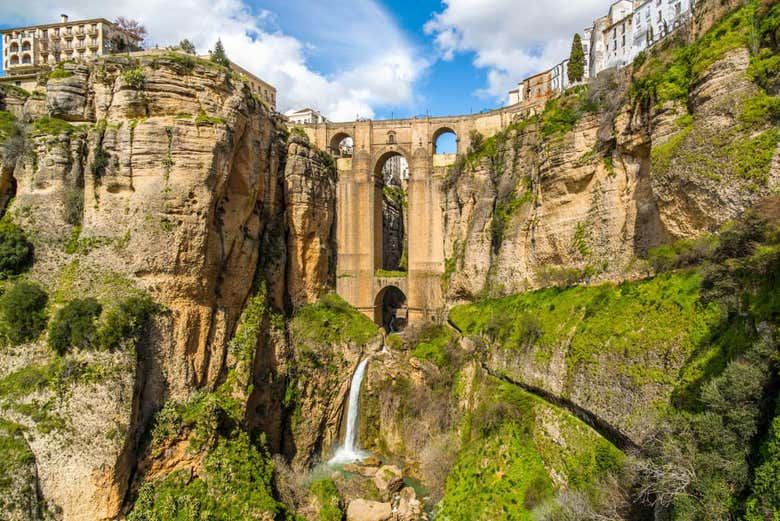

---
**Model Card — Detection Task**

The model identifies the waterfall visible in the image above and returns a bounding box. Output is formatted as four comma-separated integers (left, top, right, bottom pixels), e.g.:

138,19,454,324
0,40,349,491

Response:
330,358,371,464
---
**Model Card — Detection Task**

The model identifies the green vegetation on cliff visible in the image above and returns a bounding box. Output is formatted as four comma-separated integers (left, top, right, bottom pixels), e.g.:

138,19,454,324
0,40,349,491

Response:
446,197,780,519
635,0,780,188
129,431,296,521
0,419,37,516
451,270,717,383
439,379,623,520
291,293,378,346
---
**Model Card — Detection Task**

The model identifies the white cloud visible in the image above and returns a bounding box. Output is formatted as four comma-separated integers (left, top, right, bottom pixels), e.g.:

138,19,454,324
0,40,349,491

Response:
0,0,427,121
425,0,605,100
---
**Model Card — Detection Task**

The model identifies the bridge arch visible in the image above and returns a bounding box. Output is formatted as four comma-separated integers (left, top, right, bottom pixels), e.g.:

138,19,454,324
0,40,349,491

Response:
374,285,407,332
330,132,353,157
374,150,409,272
432,127,458,155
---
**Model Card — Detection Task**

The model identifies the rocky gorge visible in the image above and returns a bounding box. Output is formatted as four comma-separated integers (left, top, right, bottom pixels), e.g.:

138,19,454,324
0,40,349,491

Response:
0,0,779,520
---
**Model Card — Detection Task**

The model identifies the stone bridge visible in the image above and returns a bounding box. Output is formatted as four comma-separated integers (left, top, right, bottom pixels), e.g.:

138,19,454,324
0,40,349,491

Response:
302,103,537,327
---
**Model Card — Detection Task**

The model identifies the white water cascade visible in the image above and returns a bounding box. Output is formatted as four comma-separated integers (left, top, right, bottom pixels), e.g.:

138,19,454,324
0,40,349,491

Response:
329,358,371,464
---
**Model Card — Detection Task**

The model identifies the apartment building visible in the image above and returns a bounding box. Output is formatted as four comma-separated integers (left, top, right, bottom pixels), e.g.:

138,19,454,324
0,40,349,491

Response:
287,108,328,125
2,14,141,76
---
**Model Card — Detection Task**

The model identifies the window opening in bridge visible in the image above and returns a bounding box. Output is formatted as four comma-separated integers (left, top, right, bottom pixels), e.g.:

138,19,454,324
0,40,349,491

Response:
377,286,407,333
330,133,353,158
434,129,457,155
379,153,409,272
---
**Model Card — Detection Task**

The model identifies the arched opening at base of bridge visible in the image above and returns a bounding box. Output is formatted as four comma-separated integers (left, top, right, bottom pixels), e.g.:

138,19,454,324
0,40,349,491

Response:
375,152,409,273
375,286,407,333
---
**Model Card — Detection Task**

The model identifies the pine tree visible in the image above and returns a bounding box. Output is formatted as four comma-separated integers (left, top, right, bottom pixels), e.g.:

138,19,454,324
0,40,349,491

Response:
211,39,230,67
568,33,586,84
179,39,196,55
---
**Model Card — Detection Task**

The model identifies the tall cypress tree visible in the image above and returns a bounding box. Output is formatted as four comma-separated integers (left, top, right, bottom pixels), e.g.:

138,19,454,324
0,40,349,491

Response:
211,38,230,67
568,33,586,84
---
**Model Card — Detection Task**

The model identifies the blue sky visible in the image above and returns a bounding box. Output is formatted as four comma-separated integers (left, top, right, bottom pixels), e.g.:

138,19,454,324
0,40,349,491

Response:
0,0,607,120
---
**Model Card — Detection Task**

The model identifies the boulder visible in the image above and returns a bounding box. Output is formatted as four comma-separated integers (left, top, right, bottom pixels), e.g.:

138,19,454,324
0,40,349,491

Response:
362,456,381,467
397,487,424,521
346,499,392,521
373,465,403,495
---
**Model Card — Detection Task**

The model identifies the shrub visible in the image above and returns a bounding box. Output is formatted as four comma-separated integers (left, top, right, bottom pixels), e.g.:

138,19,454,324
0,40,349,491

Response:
48,68,73,80
0,111,18,141
647,234,717,272
121,67,145,89
63,188,84,226
310,479,343,521
0,221,33,278
30,116,74,137
0,281,48,345
48,298,102,355
98,295,158,350
90,146,109,179
411,324,455,368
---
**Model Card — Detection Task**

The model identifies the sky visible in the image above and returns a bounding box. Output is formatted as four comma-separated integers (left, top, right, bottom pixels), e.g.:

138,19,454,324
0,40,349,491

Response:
0,0,608,121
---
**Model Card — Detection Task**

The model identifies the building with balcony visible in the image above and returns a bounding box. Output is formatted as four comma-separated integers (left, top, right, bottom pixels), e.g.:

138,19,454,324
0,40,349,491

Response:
286,108,329,125
1,14,142,85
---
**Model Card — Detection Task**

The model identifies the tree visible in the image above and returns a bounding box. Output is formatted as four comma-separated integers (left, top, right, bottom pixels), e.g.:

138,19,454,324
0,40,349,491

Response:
179,39,196,55
114,17,147,43
0,281,48,345
568,33,586,84
48,298,102,354
0,221,33,279
211,39,230,67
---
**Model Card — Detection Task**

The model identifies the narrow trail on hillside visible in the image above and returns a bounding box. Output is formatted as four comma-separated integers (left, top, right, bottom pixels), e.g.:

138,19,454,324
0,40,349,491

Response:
481,362,642,454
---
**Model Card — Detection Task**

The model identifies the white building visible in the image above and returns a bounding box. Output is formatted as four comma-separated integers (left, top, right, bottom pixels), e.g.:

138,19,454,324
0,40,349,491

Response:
588,0,696,77
632,0,695,59
550,59,569,94
286,108,328,125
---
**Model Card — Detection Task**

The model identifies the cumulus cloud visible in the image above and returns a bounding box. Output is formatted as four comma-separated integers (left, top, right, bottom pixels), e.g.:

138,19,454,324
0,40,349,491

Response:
424,0,605,100
1,0,426,121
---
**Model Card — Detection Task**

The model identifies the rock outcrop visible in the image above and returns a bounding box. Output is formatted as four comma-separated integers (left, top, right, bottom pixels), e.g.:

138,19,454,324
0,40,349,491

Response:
0,54,336,520
284,135,337,308
442,47,778,300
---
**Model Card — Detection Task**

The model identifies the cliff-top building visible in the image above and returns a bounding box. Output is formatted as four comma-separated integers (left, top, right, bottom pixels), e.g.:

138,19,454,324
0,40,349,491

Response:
2,14,141,80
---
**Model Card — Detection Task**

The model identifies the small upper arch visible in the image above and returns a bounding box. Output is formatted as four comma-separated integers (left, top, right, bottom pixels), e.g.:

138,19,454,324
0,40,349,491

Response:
432,127,458,155
330,132,353,157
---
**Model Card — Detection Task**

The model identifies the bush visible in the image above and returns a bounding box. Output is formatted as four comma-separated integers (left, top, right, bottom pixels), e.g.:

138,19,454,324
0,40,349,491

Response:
310,479,343,521
63,188,84,226
0,221,33,278
0,281,48,345
121,67,145,89
98,295,158,350
48,298,102,355
647,234,717,272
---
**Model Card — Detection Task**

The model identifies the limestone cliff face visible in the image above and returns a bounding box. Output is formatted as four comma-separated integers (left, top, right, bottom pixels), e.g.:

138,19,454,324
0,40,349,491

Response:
440,38,778,448
0,55,336,520
284,135,337,308
443,49,778,301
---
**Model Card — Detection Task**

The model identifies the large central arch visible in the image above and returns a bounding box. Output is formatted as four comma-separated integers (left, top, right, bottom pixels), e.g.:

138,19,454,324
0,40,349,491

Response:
373,151,409,273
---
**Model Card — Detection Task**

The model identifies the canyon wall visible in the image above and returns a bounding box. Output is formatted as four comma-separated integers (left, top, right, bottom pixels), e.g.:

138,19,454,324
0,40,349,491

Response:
0,53,336,520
